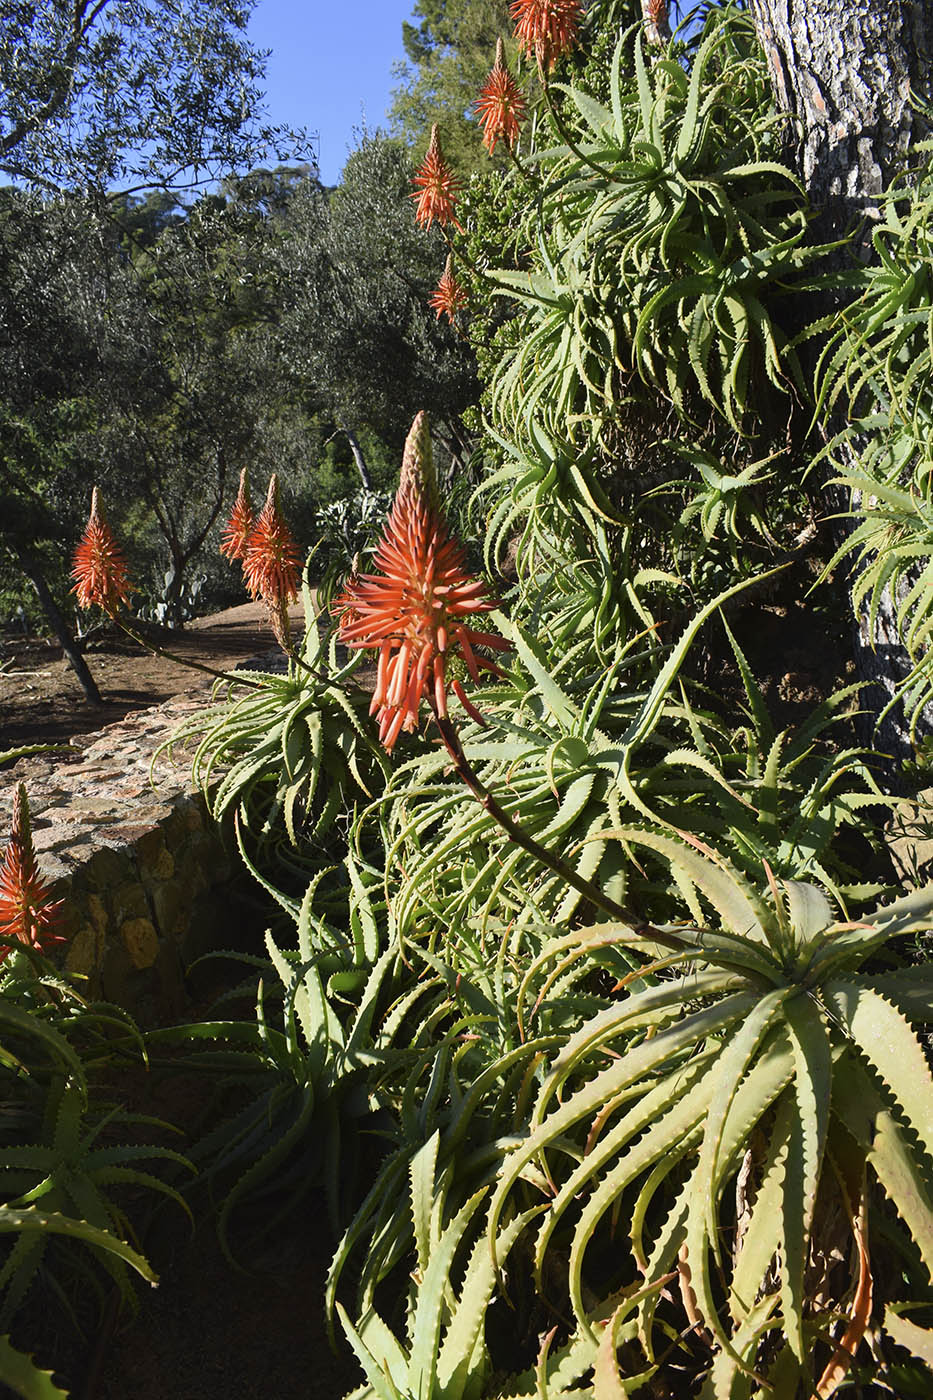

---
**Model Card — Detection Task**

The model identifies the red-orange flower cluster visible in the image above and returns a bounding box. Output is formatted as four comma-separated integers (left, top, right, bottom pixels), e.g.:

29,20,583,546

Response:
510,0,583,70
411,125,461,231
642,0,670,43
335,412,509,751
71,487,132,614
242,474,301,606
0,786,64,963
242,474,302,651
475,38,527,153
220,467,254,562
429,255,468,324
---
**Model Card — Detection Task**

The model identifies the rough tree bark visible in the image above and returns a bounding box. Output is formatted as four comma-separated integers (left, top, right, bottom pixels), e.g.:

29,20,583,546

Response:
749,0,933,772
13,542,103,705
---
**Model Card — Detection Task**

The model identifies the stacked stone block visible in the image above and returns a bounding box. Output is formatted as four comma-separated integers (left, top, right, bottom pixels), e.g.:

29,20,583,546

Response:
1,692,239,1023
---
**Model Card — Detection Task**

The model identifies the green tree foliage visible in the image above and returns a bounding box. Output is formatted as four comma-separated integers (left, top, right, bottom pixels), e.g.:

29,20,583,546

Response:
0,191,121,650
0,185,287,623
391,0,519,170
0,0,307,662
1,145,478,628
274,133,478,472
0,0,300,192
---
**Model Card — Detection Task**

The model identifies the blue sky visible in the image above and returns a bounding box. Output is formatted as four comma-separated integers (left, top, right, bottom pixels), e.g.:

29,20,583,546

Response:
248,0,417,185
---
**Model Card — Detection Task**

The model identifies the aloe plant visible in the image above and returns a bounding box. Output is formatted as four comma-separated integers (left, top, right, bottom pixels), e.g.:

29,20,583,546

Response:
487,9,830,455
160,582,388,853
487,836,933,1392
0,1068,189,1324
338,1163,541,1400
153,856,445,1257
809,141,933,734
0,955,177,1397
365,587,887,971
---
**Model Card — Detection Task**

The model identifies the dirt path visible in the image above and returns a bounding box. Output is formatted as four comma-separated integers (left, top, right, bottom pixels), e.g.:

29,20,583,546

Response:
0,601,306,754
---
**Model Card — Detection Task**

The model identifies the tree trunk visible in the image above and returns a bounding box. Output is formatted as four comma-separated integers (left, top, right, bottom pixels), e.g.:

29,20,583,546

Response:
340,423,373,490
749,0,932,232
14,544,103,705
749,0,933,773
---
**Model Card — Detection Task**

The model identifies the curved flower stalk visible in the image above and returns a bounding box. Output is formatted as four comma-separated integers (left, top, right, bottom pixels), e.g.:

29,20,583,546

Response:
428,255,468,324
336,414,690,938
335,411,508,751
219,466,254,563
0,785,64,962
242,473,303,653
71,486,132,615
411,125,461,231
475,37,527,154
510,0,582,72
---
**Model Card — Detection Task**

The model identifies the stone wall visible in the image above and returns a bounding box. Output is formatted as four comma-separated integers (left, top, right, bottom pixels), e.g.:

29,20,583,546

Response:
1,692,246,1023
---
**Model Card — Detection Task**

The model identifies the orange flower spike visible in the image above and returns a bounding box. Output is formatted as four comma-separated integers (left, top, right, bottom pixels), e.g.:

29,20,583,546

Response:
0,786,65,963
510,0,583,71
475,37,527,153
411,125,462,231
220,467,254,562
71,487,132,615
242,474,301,607
642,0,671,45
334,411,509,751
242,474,302,653
428,255,468,324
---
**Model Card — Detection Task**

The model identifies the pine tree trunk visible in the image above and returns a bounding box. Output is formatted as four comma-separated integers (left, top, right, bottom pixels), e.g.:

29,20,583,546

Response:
749,0,932,234
749,0,933,773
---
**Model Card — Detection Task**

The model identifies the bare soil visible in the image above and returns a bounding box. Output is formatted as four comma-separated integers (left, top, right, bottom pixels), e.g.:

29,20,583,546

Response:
0,602,302,753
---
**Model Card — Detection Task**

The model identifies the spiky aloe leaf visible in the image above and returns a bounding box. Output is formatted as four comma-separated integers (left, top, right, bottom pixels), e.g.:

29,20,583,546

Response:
409,1189,489,1400
0,1335,68,1400
536,1052,718,1279
706,1293,780,1400
685,1031,796,1361
592,1278,665,1398
637,1177,691,1355
410,1131,442,1281
729,1108,789,1322
597,827,771,953
883,1306,933,1366
497,1325,599,1399
337,1304,407,1400
215,1083,316,1266
823,981,933,1160
870,1110,933,1279
779,992,832,1363
0,1205,155,1281
436,1206,540,1399
0,1002,84,1084
487,991,759,1274
540,969,743,1111
694,989,791,1262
